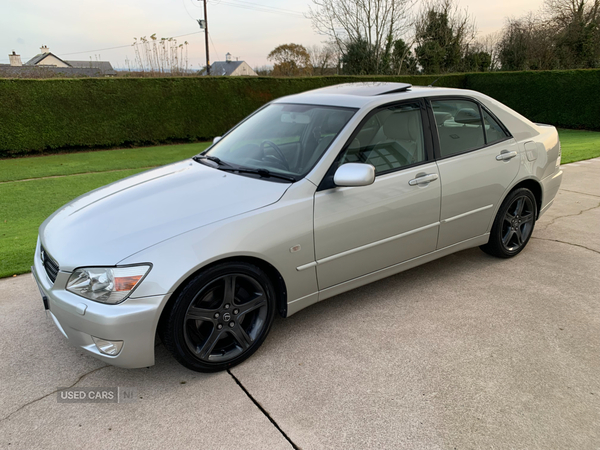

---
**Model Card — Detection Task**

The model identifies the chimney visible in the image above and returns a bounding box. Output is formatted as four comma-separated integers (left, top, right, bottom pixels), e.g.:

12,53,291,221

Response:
40,45,49,54
226,52,232,63
9,51,22,66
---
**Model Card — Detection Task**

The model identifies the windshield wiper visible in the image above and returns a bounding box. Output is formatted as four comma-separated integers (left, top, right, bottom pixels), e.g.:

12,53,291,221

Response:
192,155,235,168
194,156,296,182
218,166,297,182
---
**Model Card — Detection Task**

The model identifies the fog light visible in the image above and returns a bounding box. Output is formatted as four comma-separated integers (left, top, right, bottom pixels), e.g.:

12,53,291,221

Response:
92,337,124,356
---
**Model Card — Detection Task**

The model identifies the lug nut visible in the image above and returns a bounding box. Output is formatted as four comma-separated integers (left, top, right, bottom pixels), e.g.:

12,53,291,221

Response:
214,312,220,319
224,304,230,309
217,324,223,330
229,321,235,328
233,309,239,315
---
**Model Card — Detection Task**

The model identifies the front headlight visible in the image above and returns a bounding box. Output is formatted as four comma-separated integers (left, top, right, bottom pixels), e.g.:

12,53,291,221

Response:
67,265,151,304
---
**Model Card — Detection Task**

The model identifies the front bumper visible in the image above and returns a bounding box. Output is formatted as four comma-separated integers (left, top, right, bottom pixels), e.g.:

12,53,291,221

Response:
32,239,169,368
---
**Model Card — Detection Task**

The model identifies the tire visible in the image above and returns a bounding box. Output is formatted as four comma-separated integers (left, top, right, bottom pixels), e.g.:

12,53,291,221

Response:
160,262,276,372
480,188,537,259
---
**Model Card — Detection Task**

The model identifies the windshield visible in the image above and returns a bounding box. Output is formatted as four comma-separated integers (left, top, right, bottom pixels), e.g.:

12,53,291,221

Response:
202,103,356,180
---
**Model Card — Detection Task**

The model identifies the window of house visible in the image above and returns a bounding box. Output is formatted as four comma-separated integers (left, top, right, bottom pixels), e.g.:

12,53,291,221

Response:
340,102,426,175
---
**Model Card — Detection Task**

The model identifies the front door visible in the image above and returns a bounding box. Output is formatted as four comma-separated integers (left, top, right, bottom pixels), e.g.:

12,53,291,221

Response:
313,101,441,290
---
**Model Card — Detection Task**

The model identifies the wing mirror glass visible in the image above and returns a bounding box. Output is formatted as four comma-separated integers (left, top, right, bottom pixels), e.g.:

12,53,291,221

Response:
333,163,375,187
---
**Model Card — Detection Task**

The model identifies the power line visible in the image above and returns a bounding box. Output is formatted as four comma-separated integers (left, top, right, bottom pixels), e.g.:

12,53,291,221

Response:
60,31,203,56
208,32,221,63
213,0,305,18
217,0,305,15
182,0,199,20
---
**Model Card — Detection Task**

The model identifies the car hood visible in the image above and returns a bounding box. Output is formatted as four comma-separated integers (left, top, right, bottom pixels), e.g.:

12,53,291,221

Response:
40,160,291,270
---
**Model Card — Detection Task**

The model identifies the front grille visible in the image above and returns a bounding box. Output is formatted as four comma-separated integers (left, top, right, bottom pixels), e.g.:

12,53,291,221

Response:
41,246,59,283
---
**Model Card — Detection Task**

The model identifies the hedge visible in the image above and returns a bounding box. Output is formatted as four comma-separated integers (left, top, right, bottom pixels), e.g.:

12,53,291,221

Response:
0,70,597,157
465,70,600,131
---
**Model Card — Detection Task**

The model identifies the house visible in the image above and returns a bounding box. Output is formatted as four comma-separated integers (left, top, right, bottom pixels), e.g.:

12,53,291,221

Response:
204,53,257,76
0,46,117,77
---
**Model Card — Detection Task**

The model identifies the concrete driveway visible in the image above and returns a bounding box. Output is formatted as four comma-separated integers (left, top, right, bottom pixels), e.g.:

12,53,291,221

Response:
1,159,599,450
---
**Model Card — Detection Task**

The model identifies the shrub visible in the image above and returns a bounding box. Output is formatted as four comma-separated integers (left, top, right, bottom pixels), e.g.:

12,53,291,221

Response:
465,70,600,130
0,70,597,157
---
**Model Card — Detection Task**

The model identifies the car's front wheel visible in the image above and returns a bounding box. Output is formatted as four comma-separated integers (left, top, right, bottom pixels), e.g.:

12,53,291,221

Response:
480,188,537,258
161,262,276,372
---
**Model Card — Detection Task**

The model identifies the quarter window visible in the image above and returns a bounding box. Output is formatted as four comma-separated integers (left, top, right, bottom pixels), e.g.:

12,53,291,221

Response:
431,99,485,158
340,102,426,174
482,108,510,145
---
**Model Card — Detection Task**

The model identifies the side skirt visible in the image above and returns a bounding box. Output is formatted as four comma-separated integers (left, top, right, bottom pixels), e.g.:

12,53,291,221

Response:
285,234,489,317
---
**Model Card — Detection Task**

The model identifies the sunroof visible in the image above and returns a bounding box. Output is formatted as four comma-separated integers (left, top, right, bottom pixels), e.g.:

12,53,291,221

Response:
310,82,412,96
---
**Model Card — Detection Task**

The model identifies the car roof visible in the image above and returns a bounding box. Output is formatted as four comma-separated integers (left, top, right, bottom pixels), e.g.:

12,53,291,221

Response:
272,82,475,109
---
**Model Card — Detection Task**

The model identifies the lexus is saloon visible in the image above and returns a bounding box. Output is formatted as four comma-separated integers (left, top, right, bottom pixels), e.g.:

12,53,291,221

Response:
32,83,563,372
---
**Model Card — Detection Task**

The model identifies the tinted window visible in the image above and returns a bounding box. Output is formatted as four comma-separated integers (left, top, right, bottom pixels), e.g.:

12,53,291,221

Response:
482,109,510,145
431,99,485,157
340,102,426,174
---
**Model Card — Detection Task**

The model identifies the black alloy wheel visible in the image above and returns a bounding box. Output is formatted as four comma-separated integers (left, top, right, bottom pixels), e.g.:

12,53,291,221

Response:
481,188,537,258
161,262,276,372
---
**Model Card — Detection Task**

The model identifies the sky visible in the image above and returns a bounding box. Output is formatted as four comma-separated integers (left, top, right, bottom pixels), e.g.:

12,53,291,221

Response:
0,0,547,70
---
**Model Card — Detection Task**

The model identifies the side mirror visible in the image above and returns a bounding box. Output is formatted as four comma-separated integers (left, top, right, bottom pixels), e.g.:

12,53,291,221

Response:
333,163,375,187
213,136,222,145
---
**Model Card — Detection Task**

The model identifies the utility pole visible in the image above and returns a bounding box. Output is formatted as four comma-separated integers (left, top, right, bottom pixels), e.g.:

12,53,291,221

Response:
203,0,210,75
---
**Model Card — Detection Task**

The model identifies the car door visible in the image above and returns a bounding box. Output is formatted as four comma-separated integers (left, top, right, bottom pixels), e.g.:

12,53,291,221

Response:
429,98,520,249
313,100,441,290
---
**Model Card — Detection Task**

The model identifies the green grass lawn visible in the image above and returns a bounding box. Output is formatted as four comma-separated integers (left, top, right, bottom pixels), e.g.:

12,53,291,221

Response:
0,142,209,278
557,129,600,164
0,170,147,278
0,142,210,182
0,130,599,279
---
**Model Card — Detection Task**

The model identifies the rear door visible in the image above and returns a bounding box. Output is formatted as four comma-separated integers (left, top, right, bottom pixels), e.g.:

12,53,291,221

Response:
313,100,441,290
429,97,520,249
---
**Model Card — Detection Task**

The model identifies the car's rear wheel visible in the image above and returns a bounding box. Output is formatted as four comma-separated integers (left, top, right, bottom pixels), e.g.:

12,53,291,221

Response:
480,188,537,258
161,262,276,372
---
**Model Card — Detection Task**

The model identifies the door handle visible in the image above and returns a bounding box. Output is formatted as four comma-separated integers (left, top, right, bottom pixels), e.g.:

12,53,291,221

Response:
408,173,439,186
496,150,518,161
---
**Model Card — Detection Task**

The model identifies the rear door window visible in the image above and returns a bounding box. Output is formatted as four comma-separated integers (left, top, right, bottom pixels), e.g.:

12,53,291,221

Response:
431,99,485,158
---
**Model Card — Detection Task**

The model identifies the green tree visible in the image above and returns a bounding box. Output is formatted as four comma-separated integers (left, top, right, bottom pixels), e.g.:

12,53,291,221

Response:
414,0,476,74
462,50,492,72
391,39,419,75
341,39,378,75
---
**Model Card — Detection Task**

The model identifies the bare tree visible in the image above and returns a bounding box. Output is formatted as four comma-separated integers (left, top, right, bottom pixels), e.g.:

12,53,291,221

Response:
544,0,600,27
473,31,502,70
307,43,338,75
544,0,600,67
497,13,559,70
307,0,416,72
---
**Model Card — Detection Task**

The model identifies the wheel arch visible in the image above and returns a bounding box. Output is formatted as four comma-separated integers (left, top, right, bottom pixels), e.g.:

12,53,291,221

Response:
507,178,543,219
157,256,289,338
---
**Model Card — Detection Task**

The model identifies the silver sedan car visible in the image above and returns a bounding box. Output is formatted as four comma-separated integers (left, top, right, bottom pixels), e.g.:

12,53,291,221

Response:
32,83,563,372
